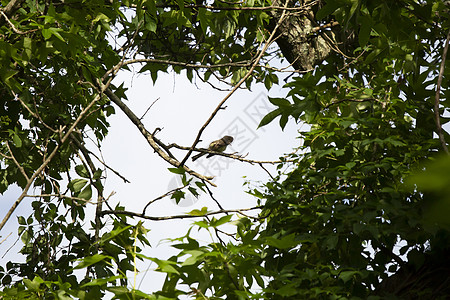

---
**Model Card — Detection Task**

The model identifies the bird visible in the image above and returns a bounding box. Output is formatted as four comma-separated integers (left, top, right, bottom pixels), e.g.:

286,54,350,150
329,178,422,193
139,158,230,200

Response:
192,135,234,161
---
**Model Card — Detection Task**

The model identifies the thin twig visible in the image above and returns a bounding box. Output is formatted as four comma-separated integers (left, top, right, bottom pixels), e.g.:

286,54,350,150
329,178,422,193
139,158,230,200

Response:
4,141,29,181
0,232,12,246
142,185,188,215
434,29,450,154
140,97,160,120
13,91,57,132
1,233,20,259
311,21,340,34
259,163,275,180
203,181,225,211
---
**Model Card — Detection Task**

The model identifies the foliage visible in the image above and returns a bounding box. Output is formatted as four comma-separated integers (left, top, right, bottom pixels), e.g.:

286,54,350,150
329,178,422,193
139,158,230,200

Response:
1,0,450,299
156,0,450,298
254,1,450,298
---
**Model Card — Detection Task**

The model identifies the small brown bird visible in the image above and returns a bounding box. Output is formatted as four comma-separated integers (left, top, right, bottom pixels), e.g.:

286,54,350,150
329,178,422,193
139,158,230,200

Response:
192,136,234,161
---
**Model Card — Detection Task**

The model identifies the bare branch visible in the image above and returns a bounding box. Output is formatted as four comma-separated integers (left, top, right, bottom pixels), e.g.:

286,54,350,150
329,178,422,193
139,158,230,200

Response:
434,29,450,154
168,143,294,164
259,163,275,180
203,181,225,211
142,185,188,215
103,88,217,187
0,0,24,15
0,9,38,35
140,97,160,120
100,206,263,221
0,232,12,246
4,141,29,181
311,21,340,34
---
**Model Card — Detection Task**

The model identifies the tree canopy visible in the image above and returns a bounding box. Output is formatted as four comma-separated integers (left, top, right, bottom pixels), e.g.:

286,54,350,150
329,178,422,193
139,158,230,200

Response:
1,0,450,299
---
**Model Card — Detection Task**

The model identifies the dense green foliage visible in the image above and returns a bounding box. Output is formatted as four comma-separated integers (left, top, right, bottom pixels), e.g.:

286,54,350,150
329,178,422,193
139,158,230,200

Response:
1,0,450,299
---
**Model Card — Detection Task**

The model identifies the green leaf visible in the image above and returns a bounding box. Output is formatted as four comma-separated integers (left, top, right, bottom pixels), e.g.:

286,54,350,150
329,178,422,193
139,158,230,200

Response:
74,254,112,269
75,165,90,178
17,216,26,225
145,16,157,33
81,276,122,287
211,215,232,227
78,185,92,200
339,270,358,283
68,178,88,193
349,0,360,21
41,28,52,40
181,250,204,266
168,167,185,174
274,284,298,297
269,97,291,107
8,129,22,147
316,1,341,20
92,169,102,180
265,233,298,249
198,8,209,32
151,258,180,274
98,225,132,244
187,207,209,216
195,181,206,193
171,190,185,204
258,108,281,128
358,15,373,47
23,276,43,291
48,27,65,42
279,114,289,130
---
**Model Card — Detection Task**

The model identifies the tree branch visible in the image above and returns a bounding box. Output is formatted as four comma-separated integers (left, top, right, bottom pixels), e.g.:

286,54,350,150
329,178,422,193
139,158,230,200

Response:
100,206,263,221
0,0,25,27
0,141,29,181
103,88,217,186
434,29,450,154
168,143,294,164
142,185,188,215
0,10,38,35
203,181,225,211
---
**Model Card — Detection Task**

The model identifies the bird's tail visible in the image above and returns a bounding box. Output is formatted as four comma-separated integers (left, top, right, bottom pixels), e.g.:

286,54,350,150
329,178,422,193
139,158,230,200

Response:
192,152,206,161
